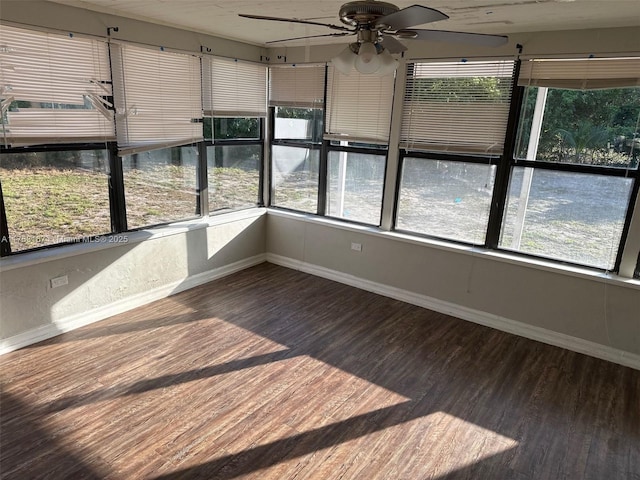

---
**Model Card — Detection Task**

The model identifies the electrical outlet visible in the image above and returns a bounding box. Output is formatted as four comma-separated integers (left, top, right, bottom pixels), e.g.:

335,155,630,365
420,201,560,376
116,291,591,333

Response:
50,275,68,288
351,242,362,252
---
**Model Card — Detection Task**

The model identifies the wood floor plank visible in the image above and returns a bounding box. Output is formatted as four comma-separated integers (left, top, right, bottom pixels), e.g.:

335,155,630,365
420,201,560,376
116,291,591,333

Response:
1,263,638,479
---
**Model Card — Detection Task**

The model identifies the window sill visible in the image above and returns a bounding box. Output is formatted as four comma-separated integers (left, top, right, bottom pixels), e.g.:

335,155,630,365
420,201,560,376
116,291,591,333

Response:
266,209,640,291
0,208,267,273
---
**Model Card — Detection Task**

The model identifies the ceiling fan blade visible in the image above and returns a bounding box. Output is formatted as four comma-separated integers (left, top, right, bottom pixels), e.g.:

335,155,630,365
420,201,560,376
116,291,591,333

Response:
266,32,355,44
239,14,352,32
406,29,509,47
380,36,407,54
375,5,448,30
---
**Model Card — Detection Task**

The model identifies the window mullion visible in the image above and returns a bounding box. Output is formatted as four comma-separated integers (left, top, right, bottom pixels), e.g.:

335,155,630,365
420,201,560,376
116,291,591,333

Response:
0,181,11,256
485,60,524,250
107,143,127,233
617,175,640,275
197,141,208,216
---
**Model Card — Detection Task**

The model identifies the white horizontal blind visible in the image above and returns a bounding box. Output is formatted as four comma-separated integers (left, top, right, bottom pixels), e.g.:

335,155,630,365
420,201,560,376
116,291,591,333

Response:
401,60,515,155
0,24,114,146
202,57,267,117
269,65,325,108
325,66,395,144
519,57,640,89
112,43,203,156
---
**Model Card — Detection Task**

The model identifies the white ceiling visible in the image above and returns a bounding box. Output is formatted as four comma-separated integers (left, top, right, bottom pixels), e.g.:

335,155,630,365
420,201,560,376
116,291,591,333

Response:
49,0,640,47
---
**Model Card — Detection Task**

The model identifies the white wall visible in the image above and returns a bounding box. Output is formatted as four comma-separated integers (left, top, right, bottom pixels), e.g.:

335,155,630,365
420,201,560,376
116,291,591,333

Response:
0,212,267,353
266,212,640,369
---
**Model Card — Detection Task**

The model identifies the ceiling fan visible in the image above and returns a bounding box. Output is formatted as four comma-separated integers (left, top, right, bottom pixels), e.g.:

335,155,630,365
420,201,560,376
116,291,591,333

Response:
239,1,509,75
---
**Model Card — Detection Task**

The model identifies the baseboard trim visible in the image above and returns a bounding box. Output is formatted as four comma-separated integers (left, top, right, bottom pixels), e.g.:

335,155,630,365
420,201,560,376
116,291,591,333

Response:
0,254,267,355
266,254,640,371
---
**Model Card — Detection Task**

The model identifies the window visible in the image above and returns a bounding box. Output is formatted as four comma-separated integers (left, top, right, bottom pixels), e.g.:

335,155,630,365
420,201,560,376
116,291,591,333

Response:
207,144,261,211
397,158,496,244
514,86,639,169
325,66,394,144
501,168,633,269
271,146,320,213
401,60,515,155
1,150,111,253
321,67,393,224
0,25,115,147
269,65,325,213
0,25,115,254
201,57,266,213
204,117,260,141
500,58,640,270
202,57,267,118
327,150,385,225
204,117,262,212
0,26,270,257
111,43,202,156
274,107,323,143
397,60,515,243
110,45,204,229
271,110,322,212
122,145,199,229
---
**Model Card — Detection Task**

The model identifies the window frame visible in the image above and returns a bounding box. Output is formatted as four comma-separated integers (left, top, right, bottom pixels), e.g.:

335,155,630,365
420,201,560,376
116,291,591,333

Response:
269,106,324,214
0,141,124,256
325,142,389,227
395,59,516,247
0,25,270,258
394,150,501,245
201,117,265,214
493,73,640,272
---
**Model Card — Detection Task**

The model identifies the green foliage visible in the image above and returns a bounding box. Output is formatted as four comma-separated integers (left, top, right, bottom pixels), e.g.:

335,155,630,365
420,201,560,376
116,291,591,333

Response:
0,150,106,170
555,122,609,162
276,107,319,120
204,117,260,140
519,86,640,166
410,76,511,103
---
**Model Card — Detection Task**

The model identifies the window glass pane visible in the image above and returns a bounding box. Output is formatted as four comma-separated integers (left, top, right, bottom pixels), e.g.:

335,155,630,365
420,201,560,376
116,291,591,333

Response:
122,145,199,229
500,167,633,269
327,151,385,225
1,150,111,252
274,107,323,142
272,145,319,213
204,117,260,141
396,158,495,244
207,145,260,211
516,86,640,169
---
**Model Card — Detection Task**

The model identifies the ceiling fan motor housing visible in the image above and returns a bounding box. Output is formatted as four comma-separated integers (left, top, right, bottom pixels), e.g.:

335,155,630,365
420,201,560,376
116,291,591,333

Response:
339,1,400,27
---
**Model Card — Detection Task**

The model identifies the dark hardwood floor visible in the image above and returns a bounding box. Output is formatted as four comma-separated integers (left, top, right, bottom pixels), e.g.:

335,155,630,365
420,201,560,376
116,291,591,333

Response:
1,263,639,479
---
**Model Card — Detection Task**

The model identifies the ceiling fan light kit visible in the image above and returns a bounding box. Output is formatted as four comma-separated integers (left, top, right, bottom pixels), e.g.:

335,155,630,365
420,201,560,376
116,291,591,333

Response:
240,1,509,75
332,41,399,75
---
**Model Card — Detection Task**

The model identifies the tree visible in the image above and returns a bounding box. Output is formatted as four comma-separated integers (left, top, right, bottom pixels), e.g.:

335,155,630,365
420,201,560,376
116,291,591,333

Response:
528,87,640,166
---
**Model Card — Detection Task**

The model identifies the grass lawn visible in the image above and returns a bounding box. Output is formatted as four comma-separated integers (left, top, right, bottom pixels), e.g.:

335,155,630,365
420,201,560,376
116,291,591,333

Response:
1,165,260,252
